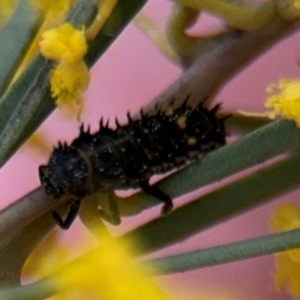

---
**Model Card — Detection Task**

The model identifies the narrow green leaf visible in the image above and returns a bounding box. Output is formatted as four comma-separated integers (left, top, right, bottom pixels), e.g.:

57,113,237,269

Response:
226,114,270,134
0,55,52,164
120,151,300,253
146,228,300,274
0,280,57,300
0,1,41,94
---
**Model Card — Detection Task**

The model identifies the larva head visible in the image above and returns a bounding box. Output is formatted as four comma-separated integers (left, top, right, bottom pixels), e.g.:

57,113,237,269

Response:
39,145,89,199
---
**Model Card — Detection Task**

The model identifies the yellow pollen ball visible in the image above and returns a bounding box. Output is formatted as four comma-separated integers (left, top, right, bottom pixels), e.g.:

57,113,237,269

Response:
270,204,300,297
39,23,90,110
40,23,87,63
49,61,89,106
265,79,300,127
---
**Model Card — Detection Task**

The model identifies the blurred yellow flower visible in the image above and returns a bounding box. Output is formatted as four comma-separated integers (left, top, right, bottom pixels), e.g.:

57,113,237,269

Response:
23,222,169,299
48,236,170,299
265,79,300,126
294,0,300,9
270,204,300,297
31,0,74,19
0,0,18,27
40,23,90,108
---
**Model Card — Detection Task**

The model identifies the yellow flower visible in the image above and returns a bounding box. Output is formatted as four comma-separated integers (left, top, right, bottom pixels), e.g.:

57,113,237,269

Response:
49,60,89,107
40,23,87,63
34,235,170,300
265,79,300,126
295,0,300,9
270,204,300,297
11,0,75,84
39,23,90,109
0,0,18,27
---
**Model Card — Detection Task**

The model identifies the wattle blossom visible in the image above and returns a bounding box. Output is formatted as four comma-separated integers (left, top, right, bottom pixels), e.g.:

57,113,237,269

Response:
270,204,300,297
39,23,89,108
11,0,75,82
23,230,171,300
265,79,300,126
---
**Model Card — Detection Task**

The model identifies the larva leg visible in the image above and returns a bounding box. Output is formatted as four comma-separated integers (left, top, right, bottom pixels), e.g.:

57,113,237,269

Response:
97,192,121,225
52,199,81,230
140,182,174,215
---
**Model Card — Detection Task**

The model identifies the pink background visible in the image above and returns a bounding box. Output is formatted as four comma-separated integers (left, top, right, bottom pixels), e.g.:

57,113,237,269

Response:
2,1,300,299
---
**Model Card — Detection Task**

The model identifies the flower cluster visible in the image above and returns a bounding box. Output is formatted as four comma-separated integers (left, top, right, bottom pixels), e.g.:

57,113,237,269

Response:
270,204,300,297
39,23,89,108
265,79,300,126
56,239,170,299
24,231,170,299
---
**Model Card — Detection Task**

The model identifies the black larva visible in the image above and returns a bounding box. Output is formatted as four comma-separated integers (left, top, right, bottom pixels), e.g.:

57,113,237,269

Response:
39,98,227,229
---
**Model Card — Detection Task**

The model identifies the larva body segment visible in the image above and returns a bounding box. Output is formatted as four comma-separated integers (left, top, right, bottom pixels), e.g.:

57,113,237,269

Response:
39,99,227,229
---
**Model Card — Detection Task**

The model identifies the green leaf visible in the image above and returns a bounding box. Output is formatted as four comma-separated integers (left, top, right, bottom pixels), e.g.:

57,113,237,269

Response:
146,228,300,274
0,55,52,165
0,1,41,95
226,113,270,134
120,123,300,253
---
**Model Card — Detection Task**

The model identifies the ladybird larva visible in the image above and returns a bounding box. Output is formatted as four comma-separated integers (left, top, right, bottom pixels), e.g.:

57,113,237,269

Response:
39,97,227,229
